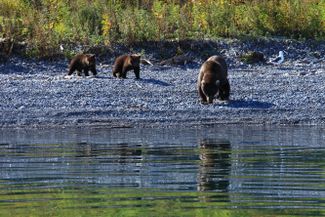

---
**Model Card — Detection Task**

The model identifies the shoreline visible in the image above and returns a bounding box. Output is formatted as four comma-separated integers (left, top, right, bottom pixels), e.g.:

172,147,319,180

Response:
1,39,325,129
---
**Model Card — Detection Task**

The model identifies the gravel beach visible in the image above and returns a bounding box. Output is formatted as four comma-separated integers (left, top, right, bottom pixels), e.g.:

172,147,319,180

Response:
0,38,325,128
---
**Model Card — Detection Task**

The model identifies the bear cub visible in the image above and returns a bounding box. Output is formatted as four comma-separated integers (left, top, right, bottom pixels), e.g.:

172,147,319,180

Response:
198,55,230,104
112,54,141,79
68,54,97,76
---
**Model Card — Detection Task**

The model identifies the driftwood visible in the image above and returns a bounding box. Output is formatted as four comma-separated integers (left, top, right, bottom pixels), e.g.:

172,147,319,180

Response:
140,58,153,66
160,52,194,66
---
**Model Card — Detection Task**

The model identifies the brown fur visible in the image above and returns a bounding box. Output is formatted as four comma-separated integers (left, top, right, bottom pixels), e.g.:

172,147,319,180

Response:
68,54,97,76
198,55,230,104
112,54,141,79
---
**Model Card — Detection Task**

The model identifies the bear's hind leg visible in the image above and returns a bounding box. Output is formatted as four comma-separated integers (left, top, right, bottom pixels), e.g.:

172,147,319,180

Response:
68,67,75,76
217,79,230,100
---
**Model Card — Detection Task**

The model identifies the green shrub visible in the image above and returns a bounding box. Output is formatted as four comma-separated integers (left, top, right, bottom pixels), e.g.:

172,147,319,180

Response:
0,0,324,57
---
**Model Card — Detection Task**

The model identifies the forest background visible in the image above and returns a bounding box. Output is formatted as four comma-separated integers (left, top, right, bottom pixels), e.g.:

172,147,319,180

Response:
1,0,324,58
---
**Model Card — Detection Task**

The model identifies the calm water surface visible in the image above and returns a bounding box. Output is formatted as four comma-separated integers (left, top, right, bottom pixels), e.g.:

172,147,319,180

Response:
0,126,324,217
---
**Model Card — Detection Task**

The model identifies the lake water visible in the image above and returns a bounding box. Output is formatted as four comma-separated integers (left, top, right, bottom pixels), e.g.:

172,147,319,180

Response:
0,126,324,217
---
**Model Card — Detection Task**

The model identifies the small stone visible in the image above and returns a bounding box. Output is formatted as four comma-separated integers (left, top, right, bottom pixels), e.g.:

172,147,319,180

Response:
299,72,307,76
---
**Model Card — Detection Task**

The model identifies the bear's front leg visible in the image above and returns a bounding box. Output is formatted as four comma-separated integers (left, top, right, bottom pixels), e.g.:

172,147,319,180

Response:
84,69,89,76
134,66,140,79
198,86,208,104
90,67,97,76
217,79,230,101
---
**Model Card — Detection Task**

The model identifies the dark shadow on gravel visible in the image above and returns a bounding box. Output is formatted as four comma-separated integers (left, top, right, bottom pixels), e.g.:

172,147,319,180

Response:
228,100,274,109
1,60,68,75
277,66,295,71
150,65,174,71
0,64,29,75
92,75,111,79
140,78,172,86
53,110,113,117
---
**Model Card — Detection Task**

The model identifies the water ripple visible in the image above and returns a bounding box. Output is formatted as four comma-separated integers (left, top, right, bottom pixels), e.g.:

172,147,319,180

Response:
0,126,324,216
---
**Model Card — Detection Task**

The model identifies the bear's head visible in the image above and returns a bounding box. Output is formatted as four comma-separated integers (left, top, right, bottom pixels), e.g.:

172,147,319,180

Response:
86,54,96,66
130,54,141,67
201,74,219,104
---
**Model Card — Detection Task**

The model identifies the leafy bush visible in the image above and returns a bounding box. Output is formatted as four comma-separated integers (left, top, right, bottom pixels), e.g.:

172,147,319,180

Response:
0,0,324,57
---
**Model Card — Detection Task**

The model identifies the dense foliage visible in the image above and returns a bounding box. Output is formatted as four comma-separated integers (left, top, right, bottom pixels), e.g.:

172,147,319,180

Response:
1,0,324,57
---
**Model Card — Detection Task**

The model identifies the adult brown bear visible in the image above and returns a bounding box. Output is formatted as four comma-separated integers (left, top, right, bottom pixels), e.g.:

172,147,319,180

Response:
112,54,141,79
197,55,230,104
68,54,97,76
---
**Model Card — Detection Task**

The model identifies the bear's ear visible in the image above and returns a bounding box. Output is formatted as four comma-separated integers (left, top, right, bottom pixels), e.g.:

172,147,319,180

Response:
87,54,95,61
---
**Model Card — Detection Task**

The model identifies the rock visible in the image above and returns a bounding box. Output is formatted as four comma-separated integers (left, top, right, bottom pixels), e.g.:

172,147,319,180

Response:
240,51,265,64
312,51,321,59
299,72,307,76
